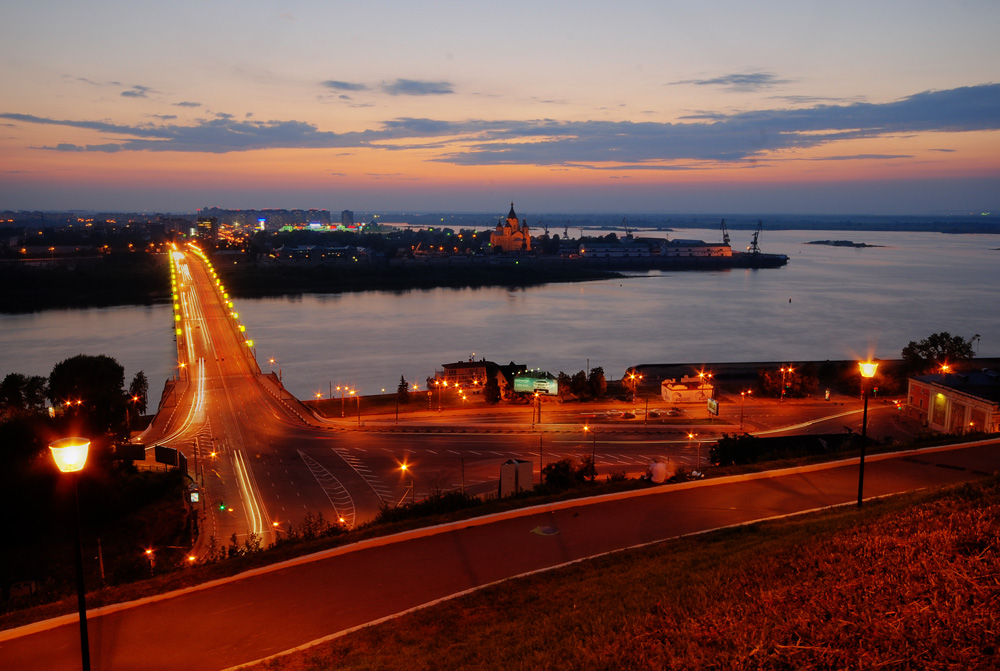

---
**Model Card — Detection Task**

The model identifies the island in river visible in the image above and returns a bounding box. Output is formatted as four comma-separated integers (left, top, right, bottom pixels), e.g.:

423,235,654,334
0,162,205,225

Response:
806,240,885,248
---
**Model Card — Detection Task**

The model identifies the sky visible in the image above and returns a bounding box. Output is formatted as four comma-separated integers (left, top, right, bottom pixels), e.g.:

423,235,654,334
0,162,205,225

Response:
1,0,999,215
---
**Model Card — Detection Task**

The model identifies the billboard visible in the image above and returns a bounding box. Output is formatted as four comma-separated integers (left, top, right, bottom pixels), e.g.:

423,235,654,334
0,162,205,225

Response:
707,398,719,416
513,375,558,396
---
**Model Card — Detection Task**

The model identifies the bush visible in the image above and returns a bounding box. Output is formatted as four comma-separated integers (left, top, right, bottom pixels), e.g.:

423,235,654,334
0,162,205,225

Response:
542,456,596,489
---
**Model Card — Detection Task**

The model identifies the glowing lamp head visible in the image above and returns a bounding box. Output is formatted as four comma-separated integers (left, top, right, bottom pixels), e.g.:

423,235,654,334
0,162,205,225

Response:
49,437,90,473
859,361,879,379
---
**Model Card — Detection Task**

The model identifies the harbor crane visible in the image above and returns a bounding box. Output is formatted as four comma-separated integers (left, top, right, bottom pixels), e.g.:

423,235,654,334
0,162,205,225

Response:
748,220,764,254
720,219,731,246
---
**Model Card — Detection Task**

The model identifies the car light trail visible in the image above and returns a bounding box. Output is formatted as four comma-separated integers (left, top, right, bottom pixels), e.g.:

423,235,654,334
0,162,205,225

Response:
232,449,268,536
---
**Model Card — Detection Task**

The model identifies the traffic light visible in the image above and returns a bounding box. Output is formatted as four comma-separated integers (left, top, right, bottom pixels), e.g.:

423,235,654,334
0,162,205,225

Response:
218,501,226,511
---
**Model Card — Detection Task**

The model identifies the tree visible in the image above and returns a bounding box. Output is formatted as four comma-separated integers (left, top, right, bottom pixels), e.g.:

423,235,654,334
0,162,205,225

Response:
128,370,149,415
0,373,48,419
902,332,975,373
48,354,129,447
483,374,501,405
556,372,573,401
587,366,607,399
396,375,410,405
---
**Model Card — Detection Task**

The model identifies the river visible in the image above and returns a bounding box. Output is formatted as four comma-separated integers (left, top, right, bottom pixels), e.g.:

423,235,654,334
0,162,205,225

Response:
2,228,997,406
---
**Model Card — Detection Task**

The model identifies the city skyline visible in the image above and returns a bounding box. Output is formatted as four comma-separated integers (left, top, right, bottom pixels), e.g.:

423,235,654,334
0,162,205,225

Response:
2,0,999,215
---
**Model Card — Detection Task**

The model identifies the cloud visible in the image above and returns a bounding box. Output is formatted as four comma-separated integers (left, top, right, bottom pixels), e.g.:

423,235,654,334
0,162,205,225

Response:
50,143,122,153
381,79,453,96
321,80,368,92
174,101,202,108
670,72,792,92
2,84,998,166
121,85,152,98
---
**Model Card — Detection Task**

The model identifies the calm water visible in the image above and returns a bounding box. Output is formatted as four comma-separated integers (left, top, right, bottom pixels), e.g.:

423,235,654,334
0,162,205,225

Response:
2,229,998,404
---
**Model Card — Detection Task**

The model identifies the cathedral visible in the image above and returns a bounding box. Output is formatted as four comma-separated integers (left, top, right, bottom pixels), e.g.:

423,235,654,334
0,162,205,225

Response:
490,202,531,253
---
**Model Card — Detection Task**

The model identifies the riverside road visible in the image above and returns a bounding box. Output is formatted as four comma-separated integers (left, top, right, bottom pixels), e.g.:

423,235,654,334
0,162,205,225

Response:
1,439,996,671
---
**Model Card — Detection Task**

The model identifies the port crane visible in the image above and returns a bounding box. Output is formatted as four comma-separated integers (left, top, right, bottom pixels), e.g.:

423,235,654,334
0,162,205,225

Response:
720,219,731,246
748,220,764,254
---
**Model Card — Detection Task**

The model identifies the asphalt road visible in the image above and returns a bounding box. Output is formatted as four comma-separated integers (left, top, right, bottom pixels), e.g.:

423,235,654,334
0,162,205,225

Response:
2,439,996,671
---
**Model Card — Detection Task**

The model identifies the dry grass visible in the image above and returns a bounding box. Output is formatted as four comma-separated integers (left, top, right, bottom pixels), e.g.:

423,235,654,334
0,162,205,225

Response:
253,478,1000,671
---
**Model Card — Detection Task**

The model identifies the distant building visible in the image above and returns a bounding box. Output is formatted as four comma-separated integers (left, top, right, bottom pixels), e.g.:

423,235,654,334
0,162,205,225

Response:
660,375,715,403
579,241,651,258
341,210,354,227
906,368,1000,433
196,217,218,241
660,239,732,257
432,358,528,400
490,203,531,253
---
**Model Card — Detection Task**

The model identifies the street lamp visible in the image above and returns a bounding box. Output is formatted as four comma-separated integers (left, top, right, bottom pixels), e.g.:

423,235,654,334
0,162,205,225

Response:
584,424,596,465
49,437,92,671
688,432,700,468
857,361,879,507
437,380,447,412
740,389,752,431
780,366,793,402
399,463,415,505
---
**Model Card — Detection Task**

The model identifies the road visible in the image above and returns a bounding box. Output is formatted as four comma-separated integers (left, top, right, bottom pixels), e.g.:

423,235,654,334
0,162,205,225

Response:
143,242,925,550
2,439,996,670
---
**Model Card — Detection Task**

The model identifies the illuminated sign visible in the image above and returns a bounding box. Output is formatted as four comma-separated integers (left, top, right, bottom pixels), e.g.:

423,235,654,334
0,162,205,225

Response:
707,398,719,416
513,375,559,396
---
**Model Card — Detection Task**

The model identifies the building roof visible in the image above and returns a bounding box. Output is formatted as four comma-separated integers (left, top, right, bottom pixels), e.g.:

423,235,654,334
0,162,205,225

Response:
914,369,1000,404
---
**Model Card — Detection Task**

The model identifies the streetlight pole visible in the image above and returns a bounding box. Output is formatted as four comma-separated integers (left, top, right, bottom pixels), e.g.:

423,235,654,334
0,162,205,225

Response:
857,361,879,507
50,437,92,671
740,390,751,431
584,424,596,470
780,366,792,402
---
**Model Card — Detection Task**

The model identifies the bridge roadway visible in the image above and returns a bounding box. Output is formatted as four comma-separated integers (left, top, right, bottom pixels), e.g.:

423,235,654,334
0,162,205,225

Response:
1,440,996,670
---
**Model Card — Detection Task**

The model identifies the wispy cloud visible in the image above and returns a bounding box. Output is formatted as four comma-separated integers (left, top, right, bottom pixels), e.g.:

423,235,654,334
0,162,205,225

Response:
322,78,454,96
321,80,368,92
381,79,453,96
670,72,792,92
2,84,997,167
174,101,202,108
120,85,152,98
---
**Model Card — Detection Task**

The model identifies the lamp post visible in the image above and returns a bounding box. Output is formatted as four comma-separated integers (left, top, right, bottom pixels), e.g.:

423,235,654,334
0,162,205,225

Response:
779,366,793,402
49,437,92,671
688,432,700,468
399,463,415,505
740,389,751,431
584,424,596,465
438,380,447,412
857,361,879,507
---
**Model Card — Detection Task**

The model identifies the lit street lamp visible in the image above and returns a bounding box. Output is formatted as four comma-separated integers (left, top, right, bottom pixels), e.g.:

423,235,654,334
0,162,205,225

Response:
584,424,596,465
399,463,415,505
688,432,700,468
49,437,92,671
740,389,752,431
857,361,879,507
780,366,793,402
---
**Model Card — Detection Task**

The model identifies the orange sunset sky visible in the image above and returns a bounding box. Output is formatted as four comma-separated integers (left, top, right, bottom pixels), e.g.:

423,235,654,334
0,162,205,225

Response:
2,0,998,215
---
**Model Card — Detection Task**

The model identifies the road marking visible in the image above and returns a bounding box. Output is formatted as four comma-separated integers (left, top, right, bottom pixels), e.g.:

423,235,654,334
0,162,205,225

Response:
297,450,356,529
